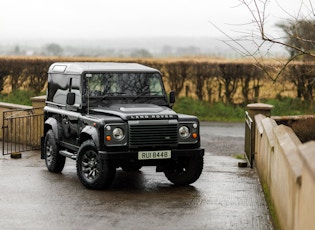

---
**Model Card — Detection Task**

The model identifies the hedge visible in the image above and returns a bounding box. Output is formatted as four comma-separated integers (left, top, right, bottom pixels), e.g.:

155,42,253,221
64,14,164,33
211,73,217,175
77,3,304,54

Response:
0,56,314,104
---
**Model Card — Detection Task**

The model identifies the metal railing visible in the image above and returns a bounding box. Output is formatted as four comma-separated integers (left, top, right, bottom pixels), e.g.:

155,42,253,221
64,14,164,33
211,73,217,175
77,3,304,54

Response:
244,111,254,167
2,108,44,155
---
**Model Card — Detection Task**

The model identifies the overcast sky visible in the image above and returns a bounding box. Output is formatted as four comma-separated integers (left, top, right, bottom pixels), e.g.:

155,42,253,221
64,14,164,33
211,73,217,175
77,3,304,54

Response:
0,0,310,41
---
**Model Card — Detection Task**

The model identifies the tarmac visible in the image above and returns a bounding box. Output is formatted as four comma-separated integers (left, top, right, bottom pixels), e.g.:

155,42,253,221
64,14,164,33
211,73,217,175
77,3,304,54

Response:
0,122,274,230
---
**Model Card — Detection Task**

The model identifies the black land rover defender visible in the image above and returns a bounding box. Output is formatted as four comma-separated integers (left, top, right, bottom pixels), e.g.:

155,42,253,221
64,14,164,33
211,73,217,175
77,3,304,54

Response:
41,62,204,189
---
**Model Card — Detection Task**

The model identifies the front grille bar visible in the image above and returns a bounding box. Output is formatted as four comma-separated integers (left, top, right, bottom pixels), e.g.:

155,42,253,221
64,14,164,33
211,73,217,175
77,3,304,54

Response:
128,120,178,148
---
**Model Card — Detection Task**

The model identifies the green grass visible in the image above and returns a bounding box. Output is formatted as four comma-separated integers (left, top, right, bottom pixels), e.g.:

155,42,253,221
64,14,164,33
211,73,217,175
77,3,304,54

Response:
261,97,315,116
0,90,39,106
261,182,280,229
173,97,245,122
1,91,314,121
174,97,315,122
232,153,246,159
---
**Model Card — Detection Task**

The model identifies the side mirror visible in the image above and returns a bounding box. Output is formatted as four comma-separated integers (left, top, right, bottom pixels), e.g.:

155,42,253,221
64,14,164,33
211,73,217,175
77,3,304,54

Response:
66,92,75,105
169,91,175,104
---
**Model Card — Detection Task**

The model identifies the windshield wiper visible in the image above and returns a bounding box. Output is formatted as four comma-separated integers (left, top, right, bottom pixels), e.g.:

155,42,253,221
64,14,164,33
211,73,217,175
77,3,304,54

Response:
101,92,127,100
133,91,164,101
132,91,151,102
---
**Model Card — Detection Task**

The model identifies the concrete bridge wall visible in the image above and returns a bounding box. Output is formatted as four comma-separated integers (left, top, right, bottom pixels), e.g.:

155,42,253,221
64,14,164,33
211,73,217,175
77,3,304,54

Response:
254,112,315,230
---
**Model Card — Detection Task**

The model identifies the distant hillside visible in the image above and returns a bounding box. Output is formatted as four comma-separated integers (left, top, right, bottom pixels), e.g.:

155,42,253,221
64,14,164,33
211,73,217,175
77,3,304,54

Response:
0,36,287,58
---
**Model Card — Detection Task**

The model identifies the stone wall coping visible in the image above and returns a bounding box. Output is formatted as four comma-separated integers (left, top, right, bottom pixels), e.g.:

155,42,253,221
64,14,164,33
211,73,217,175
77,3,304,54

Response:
31,95,46,102
0,102,32,110
255,114,266,136
247,103,274,110
274,125,303,185
261,117,277,147
272,114,315,121
299,141,315,183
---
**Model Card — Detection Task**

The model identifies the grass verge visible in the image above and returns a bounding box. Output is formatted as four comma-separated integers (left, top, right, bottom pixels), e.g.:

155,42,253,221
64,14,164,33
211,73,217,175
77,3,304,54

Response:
1,92,314,121
0,90,39,106
173,97,245,122
261,97,315,116
174,97,315,122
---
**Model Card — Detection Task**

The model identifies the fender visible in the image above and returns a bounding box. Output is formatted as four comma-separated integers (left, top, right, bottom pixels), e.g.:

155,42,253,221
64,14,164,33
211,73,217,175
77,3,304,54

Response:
81,125,100,148
45,117,59,139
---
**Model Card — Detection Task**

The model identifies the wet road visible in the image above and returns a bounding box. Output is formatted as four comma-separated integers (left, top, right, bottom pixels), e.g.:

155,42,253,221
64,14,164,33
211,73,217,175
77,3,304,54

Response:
0,122,273,230
200,122,245,156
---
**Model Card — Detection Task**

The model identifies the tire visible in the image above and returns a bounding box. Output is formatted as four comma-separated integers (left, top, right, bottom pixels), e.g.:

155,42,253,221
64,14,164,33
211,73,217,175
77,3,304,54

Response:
44,130,66,173
76,140,116,190
164,156,204,186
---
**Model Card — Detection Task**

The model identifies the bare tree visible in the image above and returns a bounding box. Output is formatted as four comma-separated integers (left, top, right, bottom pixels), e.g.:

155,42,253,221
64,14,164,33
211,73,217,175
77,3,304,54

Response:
212,0,315,81
277,19,315,61
164,61,191,98
217,63,240,104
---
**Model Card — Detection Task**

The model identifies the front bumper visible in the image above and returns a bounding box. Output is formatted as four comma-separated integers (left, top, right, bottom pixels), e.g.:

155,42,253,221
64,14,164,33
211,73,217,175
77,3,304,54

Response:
99,148,204,160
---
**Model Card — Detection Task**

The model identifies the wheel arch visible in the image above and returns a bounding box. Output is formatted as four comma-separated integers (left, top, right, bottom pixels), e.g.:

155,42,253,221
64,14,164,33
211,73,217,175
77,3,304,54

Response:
44,117,59,139
80,126,100,148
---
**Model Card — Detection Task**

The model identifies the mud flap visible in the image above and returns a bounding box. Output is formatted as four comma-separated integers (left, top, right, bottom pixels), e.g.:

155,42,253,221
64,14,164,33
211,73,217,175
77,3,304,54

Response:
40,136,45,159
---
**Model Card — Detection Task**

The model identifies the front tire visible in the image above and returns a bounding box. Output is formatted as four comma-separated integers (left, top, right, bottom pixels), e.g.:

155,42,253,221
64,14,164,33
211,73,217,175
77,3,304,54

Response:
44,130,66,173
164,156,203,186
76,140,116,190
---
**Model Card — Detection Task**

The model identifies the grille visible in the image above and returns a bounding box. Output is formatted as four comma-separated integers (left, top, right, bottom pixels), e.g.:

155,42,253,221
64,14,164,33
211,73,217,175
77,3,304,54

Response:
129,123,178,148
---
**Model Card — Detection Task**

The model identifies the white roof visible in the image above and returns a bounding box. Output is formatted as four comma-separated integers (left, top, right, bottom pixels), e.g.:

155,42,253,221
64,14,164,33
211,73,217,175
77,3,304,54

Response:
48,62,160,74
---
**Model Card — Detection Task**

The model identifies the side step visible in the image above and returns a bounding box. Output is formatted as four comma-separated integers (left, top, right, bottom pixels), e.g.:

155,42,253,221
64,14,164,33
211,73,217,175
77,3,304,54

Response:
59,150,77,160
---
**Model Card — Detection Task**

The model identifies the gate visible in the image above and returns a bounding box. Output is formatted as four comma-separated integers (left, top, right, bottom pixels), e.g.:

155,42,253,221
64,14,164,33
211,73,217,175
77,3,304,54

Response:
2,107,44,155
244,111,254,167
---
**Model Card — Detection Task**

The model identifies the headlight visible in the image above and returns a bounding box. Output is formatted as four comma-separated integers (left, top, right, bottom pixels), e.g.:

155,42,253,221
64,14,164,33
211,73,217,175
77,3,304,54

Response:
179,126,190,138
112,127,124,140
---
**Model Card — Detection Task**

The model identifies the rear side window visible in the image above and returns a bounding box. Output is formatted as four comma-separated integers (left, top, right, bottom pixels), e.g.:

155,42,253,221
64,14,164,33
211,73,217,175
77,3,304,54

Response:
47,74,81,106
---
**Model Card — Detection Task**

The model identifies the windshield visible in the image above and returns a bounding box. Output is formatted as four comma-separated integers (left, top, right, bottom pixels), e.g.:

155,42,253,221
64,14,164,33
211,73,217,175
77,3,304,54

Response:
85,72,168,105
